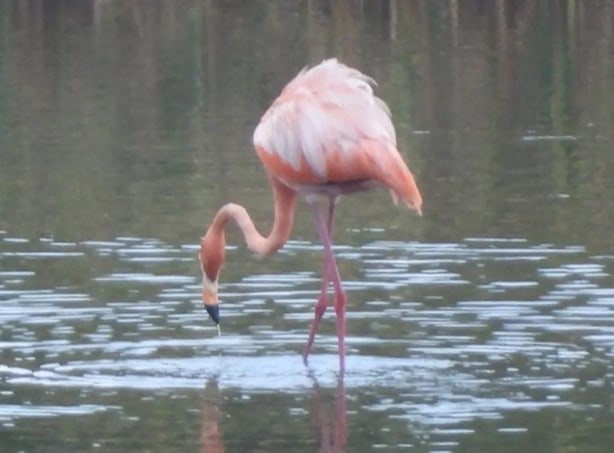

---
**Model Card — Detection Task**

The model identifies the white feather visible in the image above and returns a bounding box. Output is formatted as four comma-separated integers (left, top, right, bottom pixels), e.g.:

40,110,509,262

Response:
253,59,397,181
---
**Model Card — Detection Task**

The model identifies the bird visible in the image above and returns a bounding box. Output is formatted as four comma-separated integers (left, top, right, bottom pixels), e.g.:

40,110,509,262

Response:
199,59,422,372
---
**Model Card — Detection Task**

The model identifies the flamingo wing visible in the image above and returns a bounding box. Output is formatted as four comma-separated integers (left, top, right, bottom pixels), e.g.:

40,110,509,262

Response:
253,59,422,212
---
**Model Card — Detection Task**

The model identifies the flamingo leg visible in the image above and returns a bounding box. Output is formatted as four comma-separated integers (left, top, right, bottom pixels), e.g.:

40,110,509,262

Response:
304,197,347,372
303,197,337,363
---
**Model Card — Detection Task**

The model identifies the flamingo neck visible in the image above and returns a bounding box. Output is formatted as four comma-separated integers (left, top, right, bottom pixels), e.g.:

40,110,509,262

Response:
200,176,297,281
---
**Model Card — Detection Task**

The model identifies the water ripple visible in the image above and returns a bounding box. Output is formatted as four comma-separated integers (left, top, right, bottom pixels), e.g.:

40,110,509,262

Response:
0,235,612,432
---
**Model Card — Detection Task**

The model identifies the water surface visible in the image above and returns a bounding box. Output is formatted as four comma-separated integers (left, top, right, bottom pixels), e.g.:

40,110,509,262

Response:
1,1,613,451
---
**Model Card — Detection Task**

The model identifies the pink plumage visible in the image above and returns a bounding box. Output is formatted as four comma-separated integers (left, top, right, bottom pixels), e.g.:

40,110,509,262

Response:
200,59,423,372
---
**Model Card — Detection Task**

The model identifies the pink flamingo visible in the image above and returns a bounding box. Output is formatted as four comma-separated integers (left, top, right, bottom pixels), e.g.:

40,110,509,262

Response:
199,59,422,372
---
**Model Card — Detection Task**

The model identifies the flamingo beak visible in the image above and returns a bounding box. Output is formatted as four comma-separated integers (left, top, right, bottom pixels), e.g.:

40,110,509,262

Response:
203,286,221,335
205,304,220,326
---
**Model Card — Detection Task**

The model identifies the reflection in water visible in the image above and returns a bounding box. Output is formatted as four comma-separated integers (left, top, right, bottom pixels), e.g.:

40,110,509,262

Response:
2,0,613,248
201,379,224,453
200,375,347,453
309,376,347,453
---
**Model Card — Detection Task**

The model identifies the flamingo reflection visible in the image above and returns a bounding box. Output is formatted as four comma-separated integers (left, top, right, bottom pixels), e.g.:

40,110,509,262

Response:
201,378,224,453
200,375,347,452
310,375,347,453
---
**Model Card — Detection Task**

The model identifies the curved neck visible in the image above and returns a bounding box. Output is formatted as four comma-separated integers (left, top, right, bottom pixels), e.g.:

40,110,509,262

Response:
201,176,297,280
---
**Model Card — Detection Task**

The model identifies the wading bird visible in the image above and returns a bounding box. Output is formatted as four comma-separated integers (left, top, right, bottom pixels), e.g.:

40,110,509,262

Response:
199,59,422,372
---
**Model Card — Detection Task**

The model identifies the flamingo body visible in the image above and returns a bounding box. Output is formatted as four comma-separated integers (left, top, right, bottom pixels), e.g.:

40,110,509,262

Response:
253,59,422,210
199,59,422,372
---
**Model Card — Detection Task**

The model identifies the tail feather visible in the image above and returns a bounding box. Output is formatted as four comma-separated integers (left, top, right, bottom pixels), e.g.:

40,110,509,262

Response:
366,143,423,215
390,165,422,215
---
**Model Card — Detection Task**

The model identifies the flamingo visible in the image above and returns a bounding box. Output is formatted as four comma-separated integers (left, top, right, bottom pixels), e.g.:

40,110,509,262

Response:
199,59,422,372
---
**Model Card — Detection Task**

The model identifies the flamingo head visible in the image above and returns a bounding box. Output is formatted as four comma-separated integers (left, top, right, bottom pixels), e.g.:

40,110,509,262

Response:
202,277,220,325
199,235,224,331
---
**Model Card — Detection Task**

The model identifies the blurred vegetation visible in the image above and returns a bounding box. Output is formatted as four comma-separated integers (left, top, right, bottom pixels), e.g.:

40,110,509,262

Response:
0,0,612,251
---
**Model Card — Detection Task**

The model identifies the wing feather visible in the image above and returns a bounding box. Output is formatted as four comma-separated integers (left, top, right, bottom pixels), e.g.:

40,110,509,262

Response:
253,58,398,183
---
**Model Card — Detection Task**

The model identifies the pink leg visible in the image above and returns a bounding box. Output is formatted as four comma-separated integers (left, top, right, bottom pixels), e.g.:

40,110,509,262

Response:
303,197,347,373
302,265,330,363
303,199,337,363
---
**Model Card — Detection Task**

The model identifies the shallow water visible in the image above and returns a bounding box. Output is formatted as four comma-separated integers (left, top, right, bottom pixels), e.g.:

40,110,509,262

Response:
1,1,614,451
1,233,613,451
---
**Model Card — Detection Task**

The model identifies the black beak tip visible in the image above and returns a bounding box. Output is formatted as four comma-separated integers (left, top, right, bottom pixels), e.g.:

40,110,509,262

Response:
205,304,220,325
